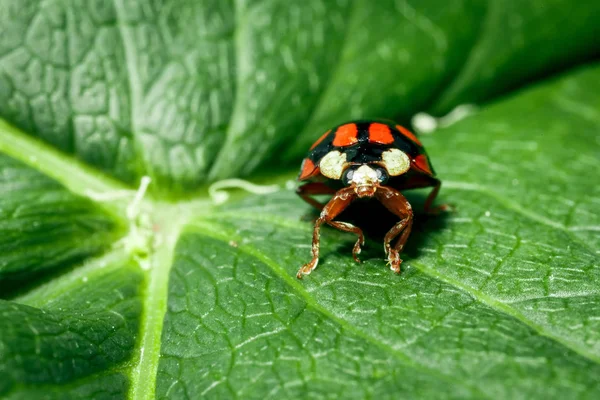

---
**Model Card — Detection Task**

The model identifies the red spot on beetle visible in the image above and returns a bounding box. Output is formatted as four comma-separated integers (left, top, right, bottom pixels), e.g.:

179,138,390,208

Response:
332,123,359,147
368,123,394,144
413,154,433,175
298,158,320,180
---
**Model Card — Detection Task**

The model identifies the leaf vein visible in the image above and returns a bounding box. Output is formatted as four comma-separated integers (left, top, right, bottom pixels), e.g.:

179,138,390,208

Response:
411,260,600,365
444,180,598,256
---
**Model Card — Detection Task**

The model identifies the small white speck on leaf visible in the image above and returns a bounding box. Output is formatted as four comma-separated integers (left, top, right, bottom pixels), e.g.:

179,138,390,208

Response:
412,113,437,133
413,104,478,134
209,179,279,205
285,180,296,190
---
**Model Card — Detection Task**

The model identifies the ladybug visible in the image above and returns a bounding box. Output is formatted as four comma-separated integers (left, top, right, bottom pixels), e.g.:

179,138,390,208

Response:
296,120,445,279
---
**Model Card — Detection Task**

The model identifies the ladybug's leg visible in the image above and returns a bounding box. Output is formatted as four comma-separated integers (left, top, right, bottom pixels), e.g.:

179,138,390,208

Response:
326,221,364,263
375,186,413,274
383,217,413,273
297,182,337,211
297,187,356,279
424,179,451,215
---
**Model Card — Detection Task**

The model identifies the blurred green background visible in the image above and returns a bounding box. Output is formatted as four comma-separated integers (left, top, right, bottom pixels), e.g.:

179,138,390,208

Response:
1,0,598,191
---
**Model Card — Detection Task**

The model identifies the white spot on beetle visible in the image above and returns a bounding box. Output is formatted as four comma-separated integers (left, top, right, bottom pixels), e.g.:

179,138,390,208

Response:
319,150,347,179
381,148,411,176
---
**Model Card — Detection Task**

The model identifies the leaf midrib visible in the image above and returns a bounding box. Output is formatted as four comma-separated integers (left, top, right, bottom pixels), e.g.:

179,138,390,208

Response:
0,119,131,218
206,0,245,180
128,207,184,400
112,0,154,185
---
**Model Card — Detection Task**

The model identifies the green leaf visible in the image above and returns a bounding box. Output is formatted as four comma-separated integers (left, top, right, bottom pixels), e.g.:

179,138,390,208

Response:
154,65,600,398
0,153,124,292
1,260,143,399
1,61,599,398
0,1,599,399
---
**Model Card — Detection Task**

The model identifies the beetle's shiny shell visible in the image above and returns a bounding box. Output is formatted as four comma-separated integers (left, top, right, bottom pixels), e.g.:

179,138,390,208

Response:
299,120,437,191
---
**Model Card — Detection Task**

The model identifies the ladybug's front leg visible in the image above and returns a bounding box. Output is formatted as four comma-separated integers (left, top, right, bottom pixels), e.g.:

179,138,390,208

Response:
327,221,365,263
297,187,356,279
375,186,413,274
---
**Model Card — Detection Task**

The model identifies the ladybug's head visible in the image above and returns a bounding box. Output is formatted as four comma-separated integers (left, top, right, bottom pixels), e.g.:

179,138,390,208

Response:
341,165,388,198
